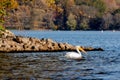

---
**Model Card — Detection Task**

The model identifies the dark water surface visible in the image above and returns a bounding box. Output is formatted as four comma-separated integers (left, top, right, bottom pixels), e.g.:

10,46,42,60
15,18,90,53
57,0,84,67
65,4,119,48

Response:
0,31,120,80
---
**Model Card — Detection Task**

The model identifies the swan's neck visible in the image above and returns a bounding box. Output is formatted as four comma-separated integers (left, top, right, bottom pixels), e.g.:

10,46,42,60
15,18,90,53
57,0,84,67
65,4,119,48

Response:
76,48,81,54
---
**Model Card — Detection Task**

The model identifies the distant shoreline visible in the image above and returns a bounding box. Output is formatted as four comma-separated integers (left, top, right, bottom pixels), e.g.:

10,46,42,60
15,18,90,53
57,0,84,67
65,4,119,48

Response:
8,29,120,32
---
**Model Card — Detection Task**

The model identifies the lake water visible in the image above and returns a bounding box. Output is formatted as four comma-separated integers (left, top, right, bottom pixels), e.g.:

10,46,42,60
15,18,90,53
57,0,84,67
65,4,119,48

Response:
0,30,120,80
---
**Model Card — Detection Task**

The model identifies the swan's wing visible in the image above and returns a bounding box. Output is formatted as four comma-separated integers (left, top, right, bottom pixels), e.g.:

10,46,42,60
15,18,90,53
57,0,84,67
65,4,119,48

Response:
66,52,76,54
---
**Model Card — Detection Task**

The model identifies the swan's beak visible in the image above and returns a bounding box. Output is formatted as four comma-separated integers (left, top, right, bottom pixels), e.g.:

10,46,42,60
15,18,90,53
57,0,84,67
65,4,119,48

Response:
79,47,87,54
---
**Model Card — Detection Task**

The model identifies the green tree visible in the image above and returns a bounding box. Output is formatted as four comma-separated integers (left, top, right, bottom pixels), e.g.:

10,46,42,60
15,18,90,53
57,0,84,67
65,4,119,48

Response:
75,0,106,15
92,0,106,15
67,13,77,30
79,19,89,30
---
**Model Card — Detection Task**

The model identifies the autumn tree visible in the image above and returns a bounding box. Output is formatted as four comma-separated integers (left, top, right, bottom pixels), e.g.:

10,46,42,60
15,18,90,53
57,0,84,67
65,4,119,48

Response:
45,0,63,14
75,0,106,15
0,0,18,30
53,0,76,30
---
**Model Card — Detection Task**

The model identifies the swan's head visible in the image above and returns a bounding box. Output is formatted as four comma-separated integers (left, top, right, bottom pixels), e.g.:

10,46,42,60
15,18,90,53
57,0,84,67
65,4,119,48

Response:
76,46,87,54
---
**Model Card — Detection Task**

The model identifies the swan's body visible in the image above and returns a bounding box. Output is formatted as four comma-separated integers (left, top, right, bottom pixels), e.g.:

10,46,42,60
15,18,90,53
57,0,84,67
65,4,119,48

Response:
65,46,86,60
65,52,82,59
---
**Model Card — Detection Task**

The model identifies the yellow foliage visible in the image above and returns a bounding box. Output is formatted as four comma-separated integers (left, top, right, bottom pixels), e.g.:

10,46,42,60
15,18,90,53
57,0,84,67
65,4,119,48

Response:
0,0,18,28
45,0,63,13
0,0,18,9
45,0,55,7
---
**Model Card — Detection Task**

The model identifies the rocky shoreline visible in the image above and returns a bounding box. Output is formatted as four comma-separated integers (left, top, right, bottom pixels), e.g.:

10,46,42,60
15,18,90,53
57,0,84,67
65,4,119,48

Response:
0,30,103,53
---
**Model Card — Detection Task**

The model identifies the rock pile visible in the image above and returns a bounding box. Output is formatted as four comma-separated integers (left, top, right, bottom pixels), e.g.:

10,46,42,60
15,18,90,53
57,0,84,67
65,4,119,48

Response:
0,30,103,53
0,36,75,52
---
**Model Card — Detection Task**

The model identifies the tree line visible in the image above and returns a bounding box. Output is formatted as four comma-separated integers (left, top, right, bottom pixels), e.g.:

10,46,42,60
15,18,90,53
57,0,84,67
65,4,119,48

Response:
52,0,120,30
1,0,120,30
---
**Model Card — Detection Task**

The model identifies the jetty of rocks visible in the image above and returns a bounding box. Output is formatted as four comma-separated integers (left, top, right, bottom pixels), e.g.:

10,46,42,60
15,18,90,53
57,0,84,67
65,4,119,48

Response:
0,30,103,53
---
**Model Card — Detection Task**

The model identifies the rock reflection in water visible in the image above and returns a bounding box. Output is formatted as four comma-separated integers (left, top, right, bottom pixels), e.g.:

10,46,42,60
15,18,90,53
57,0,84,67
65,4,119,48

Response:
0,53,34,79
0,52,68,79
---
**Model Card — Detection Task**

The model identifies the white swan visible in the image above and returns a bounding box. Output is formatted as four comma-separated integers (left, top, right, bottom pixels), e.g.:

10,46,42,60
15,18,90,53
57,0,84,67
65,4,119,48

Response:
65,46,87,60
